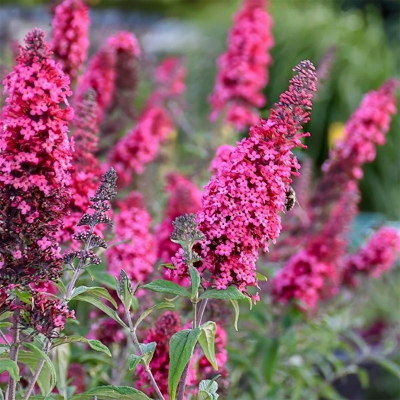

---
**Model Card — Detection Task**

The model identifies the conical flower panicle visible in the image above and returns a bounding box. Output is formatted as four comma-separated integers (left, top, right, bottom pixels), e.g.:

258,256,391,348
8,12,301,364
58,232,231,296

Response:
312,79,397,213
0,28,73,286
106,192,156,283
51,0,90,80
170,61,317,302
209,0,274,130
343,227,400,287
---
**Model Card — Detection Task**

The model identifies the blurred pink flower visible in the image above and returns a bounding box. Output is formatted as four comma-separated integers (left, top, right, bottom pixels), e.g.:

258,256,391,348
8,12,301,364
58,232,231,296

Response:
106,192,156,284
106,58,186,187
51,0,90,80
209,0,274,130
156,173,202,264
136,311,182,399
273,183,359,310
343,227,400,287
313,79,397,211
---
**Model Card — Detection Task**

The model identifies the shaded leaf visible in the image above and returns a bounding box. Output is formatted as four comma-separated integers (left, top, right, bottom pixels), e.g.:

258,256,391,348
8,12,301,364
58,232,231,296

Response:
198,321,218,370
169,328,202,400
0,360,20,381
141,280,190,298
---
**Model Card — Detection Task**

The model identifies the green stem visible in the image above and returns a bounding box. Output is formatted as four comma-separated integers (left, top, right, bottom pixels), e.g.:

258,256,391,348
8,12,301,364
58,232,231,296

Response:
6,308,20,400
125,310,166,400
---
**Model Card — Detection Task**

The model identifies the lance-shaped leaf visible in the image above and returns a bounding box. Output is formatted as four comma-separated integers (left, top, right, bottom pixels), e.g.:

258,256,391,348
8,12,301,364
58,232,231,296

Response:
0,360,20,381
134,301,175,330
230,299,240,331
51,336,111,357
168,328,202,400
24,343,57,395
69,385,152,400
73,294,128,328
199,287,248,301
189,265,201,300
198,321,218,370
117,270,134,311
141,280,190,298
128,354,142,371
70,286,117,308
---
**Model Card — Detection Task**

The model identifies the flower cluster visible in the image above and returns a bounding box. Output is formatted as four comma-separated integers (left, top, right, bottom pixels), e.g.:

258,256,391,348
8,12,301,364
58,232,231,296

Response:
75,46,116,123
106,192,156,283
51,0,90,80
101,31,142,135
136,311,182,398
156,173,202,269
209,0,274,130
209,144,235,174
0,28,73,286
58,89,102,247
106,58,186,187
18,289,75,338
176,61,317,302
342,227,400,287
313,79,397,211
273,183,359,310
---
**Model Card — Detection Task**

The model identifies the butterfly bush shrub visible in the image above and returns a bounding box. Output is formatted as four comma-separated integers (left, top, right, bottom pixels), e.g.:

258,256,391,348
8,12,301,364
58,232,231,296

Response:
0,0,399,399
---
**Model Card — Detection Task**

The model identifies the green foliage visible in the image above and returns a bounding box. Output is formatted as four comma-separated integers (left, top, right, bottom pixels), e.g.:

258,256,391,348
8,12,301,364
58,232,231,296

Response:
141,280,191,298
198,321,218,370
0,360,19,381
68,385,152,400
168,328,202,400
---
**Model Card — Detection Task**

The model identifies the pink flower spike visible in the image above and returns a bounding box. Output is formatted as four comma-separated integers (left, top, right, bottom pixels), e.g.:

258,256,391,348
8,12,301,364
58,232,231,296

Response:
209,0,274,130
51,0,90,80
188,60,317,302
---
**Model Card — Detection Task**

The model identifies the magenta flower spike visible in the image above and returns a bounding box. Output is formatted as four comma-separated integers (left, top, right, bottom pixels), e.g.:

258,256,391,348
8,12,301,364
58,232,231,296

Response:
169,61,317,303
343,227,400,287
209,0,274,130
51,0,90,80
0,28,74,286
106,192,156,283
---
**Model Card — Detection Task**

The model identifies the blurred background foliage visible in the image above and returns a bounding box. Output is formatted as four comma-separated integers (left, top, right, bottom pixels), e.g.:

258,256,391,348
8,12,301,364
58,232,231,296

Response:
0,0,399,398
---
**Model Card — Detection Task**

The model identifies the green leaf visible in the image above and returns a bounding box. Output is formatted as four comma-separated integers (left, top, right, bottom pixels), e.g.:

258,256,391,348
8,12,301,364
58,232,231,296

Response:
370,356,400,380
51,336,111,357
117,270,134,311
197,379,219,400
24,343,57,395
0,360,20,381
0,322,12,329
92,270,118,289
256,272,268,281
54,280,67,296
128,354,141,371
141,280,190,298
1,350,52,394
54,343,70,397
263,338,280,384
158,263,176,271
85,265,95,281
70,286,117,308
0,312,12,321
72,294,128,329
139,342,157,366
134,301,175,330
199,287,248,301
14,289,32,305
198,321,218,370
188,265,201,300
168,328,202,400
69,385,152,400
230,299,240,331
